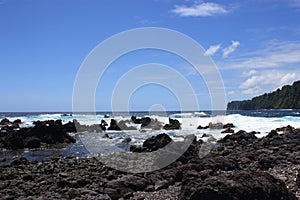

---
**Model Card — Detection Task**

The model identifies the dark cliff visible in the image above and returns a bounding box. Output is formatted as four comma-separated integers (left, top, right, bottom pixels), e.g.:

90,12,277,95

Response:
227,80,300,110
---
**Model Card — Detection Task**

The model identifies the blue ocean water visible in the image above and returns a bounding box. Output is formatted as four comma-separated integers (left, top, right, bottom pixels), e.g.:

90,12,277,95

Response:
1,110,300,120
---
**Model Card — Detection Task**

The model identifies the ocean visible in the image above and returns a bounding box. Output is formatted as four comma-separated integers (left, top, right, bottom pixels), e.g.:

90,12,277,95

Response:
1,110,300,163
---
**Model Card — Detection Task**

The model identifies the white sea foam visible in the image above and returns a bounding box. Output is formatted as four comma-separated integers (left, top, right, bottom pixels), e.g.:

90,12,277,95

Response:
194,112,207,116
5,113,300,141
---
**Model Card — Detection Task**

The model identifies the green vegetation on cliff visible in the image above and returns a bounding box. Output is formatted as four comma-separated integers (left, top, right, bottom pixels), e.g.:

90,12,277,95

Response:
227,80,300,110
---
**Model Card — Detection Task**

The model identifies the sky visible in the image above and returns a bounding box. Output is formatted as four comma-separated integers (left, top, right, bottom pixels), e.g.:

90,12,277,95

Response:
0,0,300,112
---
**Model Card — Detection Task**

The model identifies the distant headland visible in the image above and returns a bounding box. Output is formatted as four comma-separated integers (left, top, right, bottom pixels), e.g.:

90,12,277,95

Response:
227,80,300,110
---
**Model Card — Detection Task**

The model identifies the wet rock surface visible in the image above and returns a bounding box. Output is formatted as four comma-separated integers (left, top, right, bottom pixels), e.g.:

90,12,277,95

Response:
163,118,181,130
131,116,163,130
0,126,299,199
180,170,296,200
0,119,76,150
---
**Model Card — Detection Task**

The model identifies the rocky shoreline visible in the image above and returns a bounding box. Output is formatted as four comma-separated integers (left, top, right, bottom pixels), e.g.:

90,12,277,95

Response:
0,122,299,199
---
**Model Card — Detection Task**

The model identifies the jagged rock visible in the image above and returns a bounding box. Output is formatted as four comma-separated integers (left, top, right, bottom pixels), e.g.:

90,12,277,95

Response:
30,120,76,144
122,138,132,143
107,119,121,131
63,121,77,132
266,130,278,138
0,118,11,125
24,136,41,148
163,118,181,130
276,125,295,133
142,133,172,151
223,123,235,129
221,127,235,133
6,133,24,150
101,120,108,131
0,120,76,150
197,125,209,129
12,119,22,125
218,130,257,145
141,117,151,128
131,116,141,124
104,175,149,199
208,122,223,129
117,120,137,130
180,170,297,200
141,118,163,130
130,116,163,130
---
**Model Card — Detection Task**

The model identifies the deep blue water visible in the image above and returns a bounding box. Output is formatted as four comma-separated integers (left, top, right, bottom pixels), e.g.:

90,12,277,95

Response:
1,109,300,119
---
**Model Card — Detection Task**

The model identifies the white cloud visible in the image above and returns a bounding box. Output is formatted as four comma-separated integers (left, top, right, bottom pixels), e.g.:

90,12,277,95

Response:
241,86,262,95
242,70,257,77
222,40,240,58
171,2,229,17
223,40,300,69
239,70,299,95
204,44,221,56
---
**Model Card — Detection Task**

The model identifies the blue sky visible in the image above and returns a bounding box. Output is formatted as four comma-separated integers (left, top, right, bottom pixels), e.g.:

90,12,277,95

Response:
1,0,300,111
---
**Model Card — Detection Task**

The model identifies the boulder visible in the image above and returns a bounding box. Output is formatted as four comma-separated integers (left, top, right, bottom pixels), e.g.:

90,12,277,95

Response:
104,175,150,199
131,116,163,130
221,127,234,133
266,130,278,138
107,119,121,131
180,170,297,200
29,120,76,144
24,136,41,148
218,130,257,145
101,120,108,131
163,118,181,130
142,133,172,151
141,118,163,130
223,123,235,129
6,133,24,150
131,116,141,124
12,119,22,125
129,145,145,152
117,120,137,130
141,117,151,128
197,125,209,129
0,118,11,125
63,121,77,133
208,122,223,129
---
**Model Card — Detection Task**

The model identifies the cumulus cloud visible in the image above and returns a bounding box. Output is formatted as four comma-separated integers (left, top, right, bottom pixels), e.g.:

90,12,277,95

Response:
239,70,298,95
222,40,240,58
204,44,221,56
171,2,229,17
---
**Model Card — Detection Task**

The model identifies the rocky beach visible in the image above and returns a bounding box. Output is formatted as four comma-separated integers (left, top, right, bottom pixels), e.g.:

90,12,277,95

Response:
2,0,300,199
0,117,299,200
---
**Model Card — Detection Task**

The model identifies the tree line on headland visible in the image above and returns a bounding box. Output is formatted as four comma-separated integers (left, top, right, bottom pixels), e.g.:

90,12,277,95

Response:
227,80,300,110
